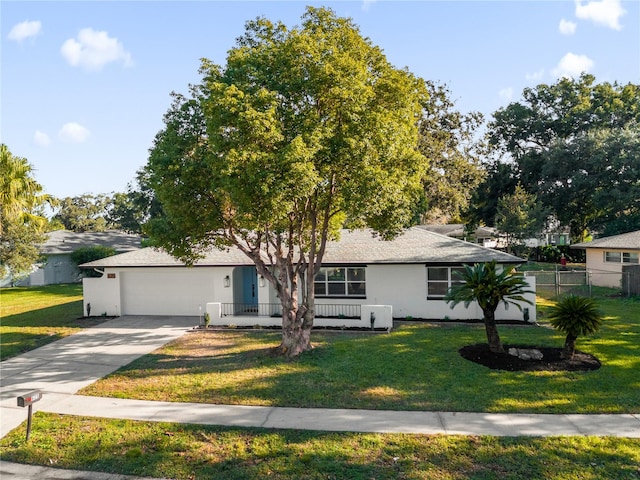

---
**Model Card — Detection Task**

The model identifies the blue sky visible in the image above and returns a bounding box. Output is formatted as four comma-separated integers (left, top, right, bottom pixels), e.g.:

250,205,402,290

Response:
3,0,639,199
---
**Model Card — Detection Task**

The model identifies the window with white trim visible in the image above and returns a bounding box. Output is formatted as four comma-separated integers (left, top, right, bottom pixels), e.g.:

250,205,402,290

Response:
427,266,466,300
314,267,366,298
604,251,621,263
605,251,639,264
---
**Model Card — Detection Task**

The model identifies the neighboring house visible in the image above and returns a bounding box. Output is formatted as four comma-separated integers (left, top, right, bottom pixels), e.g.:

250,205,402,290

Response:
81,227,536,325
418,224,503,248
572,230,640,289
524,230,571,248
28,230,142,286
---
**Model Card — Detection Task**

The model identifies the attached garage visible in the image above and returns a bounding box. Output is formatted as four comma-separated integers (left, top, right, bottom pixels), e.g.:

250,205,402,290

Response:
120,268,218,316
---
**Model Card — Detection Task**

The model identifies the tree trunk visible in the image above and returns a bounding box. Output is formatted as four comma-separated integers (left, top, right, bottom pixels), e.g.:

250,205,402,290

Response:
275,295,313,358
482,309,504,353
562,334,577,360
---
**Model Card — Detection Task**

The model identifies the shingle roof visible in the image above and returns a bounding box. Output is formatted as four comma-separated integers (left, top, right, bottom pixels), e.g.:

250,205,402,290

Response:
81,227,523,268
41,230,142,255
572,230,640,250
417,224,499,238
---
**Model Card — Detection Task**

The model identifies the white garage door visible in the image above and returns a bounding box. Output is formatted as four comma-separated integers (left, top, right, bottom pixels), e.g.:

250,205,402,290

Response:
121,268,216,316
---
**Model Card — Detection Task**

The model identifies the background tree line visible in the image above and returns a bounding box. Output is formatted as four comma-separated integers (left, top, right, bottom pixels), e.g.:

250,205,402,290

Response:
3,73,638,277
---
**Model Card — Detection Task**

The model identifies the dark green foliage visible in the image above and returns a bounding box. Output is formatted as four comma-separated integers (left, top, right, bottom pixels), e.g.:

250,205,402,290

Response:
479,74,640,241
418,82,485,223
52,194,111,232
144,7,429,357
0,144,49,277
547,295,604,359
71,246,116,277
445,261,533,353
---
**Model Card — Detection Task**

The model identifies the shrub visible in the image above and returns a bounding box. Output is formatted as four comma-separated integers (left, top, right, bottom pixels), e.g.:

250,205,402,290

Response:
71,246,117,277
547,295,603,359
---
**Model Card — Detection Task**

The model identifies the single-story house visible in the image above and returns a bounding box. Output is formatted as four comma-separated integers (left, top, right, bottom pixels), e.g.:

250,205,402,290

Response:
27,230,142,286
572,230,640,289
81,227,536,327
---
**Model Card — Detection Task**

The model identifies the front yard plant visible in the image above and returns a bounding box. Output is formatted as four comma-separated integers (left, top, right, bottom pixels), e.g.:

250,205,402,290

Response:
547,295,604,359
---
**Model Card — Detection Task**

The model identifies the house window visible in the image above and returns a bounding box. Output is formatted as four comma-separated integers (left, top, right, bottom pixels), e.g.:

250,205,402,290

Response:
604,252,621,263
427,266,466,300
314,267,366,298
623,252,639,264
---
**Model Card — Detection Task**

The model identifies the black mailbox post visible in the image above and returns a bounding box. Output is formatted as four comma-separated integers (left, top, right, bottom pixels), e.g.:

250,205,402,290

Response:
17,390,42,441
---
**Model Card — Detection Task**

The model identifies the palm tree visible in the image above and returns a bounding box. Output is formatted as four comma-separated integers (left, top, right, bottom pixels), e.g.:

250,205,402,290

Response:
0,144,49,235
547,295,603,359
444,261,534,353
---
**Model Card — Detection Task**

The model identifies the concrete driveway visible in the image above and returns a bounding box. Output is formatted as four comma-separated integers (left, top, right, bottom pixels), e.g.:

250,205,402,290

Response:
0,315,196,438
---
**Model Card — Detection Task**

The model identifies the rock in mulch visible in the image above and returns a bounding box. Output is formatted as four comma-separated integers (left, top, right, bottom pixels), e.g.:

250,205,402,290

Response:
459,343,601,372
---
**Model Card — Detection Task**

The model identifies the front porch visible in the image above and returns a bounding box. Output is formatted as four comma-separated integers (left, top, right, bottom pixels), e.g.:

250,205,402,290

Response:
205,303,393,330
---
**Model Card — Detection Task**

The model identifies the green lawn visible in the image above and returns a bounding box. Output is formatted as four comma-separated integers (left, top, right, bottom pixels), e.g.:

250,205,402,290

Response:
1,413,638,480
79,296,640,414
0,284,104,361
1,288,639,479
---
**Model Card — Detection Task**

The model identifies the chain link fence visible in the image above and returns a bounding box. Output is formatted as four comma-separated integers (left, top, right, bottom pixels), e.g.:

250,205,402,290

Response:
522,268,634,298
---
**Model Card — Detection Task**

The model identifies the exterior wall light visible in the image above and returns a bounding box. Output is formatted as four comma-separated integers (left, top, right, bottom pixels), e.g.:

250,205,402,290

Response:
259,275,265,287
224,275,230,287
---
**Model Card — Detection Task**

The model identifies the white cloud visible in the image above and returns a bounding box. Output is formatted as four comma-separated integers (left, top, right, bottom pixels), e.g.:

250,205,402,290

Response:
559,19,577,35
498,87,513,102
575,0,626,30
526,69,545,81
33,130,51,147
8,20,42,42
362,0,376,11
552,52,594,79
61,28,133,71
59,123,91,143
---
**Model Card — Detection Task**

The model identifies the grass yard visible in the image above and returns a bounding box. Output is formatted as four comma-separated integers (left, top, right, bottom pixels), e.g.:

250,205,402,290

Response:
1,413,638,480
2,289,639,478
80,296,640,414
0,284,104,361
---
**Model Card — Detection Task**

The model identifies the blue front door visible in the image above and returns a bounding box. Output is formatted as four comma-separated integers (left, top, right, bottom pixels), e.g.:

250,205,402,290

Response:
241,267,258,312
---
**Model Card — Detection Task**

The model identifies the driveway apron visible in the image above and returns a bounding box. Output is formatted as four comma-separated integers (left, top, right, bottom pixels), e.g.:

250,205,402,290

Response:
0,315,196,438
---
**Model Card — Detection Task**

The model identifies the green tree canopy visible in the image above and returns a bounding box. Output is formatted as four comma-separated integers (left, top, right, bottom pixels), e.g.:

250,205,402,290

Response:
52,194,111,232
486,74,640,241
71,246,117,277
0,144,49,277
418,82,485,224
145,7,429,357
495,184,549,254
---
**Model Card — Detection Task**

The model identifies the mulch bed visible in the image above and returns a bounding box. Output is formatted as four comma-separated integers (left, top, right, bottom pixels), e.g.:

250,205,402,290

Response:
459,343,601,372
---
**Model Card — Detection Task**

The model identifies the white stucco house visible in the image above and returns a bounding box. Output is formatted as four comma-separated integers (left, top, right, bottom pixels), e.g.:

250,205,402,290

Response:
572,230,640,289
81,227,537,328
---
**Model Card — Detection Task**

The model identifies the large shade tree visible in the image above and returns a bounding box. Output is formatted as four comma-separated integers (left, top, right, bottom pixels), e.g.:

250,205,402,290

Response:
52,194,111,232
486,74,640,241
145,7,429,357
418,82,485,224
0,144,49,277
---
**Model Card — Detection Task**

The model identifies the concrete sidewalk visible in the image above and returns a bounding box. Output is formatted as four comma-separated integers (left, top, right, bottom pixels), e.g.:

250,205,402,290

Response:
26,392,640,437
1,314,639,479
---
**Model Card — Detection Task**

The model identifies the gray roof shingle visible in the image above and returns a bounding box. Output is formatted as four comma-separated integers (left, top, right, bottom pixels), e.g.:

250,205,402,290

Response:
572,230,640,250
42,230,142,255
81,227,523,268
